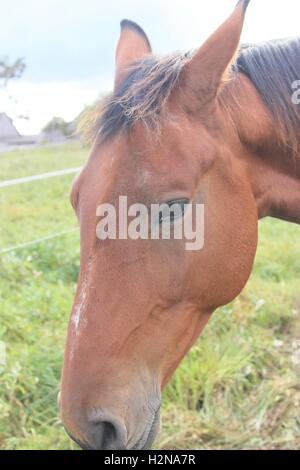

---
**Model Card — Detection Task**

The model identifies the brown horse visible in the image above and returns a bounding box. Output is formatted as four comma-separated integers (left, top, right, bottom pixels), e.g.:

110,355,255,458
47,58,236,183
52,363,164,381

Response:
60,0,300,450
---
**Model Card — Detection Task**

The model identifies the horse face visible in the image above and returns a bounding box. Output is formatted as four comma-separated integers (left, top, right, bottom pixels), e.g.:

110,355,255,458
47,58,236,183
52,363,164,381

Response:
60,115,257,450
60,1,257,450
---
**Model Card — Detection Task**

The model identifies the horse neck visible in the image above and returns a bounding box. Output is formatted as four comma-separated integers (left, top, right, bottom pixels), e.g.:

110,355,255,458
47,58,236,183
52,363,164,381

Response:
221,73,300,225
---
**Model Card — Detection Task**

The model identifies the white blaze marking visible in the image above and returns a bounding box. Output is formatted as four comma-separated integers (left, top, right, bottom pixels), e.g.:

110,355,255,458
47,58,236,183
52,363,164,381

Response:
71,289,87,336
70,285,88,360
70,259,94,361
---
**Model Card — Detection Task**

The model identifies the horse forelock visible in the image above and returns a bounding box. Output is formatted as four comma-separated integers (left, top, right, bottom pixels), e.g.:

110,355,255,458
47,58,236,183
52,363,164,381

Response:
86,52,191,142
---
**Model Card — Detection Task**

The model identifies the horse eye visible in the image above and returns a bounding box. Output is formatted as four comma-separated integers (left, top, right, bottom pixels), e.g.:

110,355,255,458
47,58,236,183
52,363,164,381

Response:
159,199,190,224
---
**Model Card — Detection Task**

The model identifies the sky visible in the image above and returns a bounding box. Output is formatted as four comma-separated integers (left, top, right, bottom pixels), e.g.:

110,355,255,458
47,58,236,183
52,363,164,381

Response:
1,0,300,134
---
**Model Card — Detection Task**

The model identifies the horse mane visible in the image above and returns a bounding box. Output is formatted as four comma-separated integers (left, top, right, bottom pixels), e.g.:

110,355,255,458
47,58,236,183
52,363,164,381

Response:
234,38,300,157
84,38,300,157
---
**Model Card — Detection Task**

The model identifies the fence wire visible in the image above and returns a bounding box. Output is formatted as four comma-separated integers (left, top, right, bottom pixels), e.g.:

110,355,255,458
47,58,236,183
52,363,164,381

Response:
0,228,79,255
0,167,82,255
0,167,81,189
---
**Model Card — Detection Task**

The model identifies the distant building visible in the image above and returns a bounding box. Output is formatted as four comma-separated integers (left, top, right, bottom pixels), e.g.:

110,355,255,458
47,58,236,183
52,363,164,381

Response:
0,113,20,142
0,112,42,149
0,113,78,151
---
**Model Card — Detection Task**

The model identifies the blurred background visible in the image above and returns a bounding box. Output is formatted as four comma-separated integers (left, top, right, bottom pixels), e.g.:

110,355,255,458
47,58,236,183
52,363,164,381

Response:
1,0,300,136
0,0,300,450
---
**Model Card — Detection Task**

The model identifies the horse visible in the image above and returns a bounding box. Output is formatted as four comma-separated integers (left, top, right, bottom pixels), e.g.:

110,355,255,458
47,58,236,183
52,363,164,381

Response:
59,0,300,450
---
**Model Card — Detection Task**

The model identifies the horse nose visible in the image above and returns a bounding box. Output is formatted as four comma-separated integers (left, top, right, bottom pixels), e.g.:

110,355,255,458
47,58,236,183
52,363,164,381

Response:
66,421,127,450
69,420,126,450
88,419,127,450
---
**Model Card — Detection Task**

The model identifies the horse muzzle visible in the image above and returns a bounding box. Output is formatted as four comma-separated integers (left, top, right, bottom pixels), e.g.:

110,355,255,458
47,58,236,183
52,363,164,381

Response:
62,400,161,450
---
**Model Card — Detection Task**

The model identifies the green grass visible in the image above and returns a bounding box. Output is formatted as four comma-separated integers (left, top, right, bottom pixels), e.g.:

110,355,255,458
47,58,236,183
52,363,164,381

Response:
0,142,85,180
0,143,300,450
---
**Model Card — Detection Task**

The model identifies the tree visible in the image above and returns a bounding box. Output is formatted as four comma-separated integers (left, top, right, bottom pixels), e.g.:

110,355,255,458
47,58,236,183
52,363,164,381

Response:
0,57,26,88
42,117,73,137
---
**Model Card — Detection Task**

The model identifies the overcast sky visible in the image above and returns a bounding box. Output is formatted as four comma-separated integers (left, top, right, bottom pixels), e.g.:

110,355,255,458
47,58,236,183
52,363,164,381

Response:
1,0,300,134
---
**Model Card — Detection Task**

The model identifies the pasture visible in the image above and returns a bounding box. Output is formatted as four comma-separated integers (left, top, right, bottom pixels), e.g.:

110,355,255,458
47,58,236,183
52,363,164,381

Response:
0,142,300,450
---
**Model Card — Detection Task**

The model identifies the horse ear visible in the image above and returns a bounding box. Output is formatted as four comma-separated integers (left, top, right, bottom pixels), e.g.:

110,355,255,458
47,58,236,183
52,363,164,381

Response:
114,19,152,90
181,0,251,110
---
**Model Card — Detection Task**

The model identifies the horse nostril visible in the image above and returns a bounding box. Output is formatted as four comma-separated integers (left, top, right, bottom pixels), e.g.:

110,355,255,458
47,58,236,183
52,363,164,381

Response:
90,420,125,450
101,422,117,448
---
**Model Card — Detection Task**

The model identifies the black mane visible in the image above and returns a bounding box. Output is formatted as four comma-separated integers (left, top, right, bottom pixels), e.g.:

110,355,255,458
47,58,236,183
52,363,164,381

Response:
235,38,300,155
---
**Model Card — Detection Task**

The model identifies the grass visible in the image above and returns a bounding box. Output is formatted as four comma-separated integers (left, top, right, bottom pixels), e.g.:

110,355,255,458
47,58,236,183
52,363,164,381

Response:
0,143,300,450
